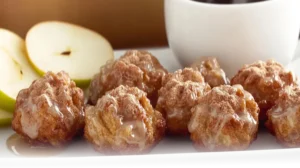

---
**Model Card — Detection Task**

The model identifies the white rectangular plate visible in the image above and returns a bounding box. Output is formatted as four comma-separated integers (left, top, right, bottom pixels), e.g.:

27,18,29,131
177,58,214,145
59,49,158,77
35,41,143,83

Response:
1,45,300,166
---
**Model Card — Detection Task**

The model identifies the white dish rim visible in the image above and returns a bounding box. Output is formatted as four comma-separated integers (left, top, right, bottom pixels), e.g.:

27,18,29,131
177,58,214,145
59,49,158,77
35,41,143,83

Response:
1,148,300,167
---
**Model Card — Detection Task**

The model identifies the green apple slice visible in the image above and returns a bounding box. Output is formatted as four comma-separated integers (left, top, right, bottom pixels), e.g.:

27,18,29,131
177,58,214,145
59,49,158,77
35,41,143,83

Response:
0,29,39,112
26,21,114,88
0,108,12,127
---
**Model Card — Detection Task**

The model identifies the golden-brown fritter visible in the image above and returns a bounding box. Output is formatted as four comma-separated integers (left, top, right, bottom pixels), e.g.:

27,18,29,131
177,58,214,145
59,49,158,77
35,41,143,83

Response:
191,57,230,87
12,71,85,147
156,68,211,135
88,50,168,106
266,86,300,147
231,60,297,121
84,85,166,154
188,85,259,151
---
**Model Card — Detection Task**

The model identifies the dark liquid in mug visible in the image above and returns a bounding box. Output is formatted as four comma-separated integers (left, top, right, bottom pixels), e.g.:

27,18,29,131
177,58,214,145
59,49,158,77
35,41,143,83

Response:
192,0,269,4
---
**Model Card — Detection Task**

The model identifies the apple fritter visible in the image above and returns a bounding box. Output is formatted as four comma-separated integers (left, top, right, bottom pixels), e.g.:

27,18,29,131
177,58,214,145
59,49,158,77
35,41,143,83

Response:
191,57,230,87
189,85,259,151
88,50,168,106
156,68,211,135
12,71,85,147
266,85,300,147
84,85,166,154
231,60,297,121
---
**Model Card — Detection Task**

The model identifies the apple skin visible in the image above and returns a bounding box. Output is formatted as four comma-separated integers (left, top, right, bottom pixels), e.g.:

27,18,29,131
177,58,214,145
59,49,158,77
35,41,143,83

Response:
0,118,12,127
0,91,15,112
0,108,13,127
74,79,91,88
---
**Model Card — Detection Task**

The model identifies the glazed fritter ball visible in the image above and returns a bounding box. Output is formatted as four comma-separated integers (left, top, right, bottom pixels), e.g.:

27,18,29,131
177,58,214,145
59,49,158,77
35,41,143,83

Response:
84,85,166,154
191,57,230,87
188,85,259,151
88,50,168,106
156,68,211,135
266,86,300,147
12,71,85,147
231,60,297,121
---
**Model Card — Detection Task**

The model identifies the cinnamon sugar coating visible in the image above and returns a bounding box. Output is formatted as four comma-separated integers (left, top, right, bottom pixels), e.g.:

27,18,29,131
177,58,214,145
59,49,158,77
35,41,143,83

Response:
156,68,211,135
266,86,300,147
88,50,168,106
12,71,85,147
188,85,259,151
84,85,166,154
231,60,297,121
191,57,230,87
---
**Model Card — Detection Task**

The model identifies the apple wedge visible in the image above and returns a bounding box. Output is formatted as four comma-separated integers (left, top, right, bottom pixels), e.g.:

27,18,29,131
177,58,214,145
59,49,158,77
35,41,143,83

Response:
26,21,114,88
0,108,13,127
0,29,39,112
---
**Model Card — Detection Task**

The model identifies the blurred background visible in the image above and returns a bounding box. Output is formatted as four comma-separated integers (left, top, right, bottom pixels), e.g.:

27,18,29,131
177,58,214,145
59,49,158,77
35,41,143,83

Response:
0,0,168,49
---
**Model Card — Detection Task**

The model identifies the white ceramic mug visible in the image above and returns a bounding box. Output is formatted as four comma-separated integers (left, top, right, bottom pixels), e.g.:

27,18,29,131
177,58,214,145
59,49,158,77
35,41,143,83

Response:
165,0,300,77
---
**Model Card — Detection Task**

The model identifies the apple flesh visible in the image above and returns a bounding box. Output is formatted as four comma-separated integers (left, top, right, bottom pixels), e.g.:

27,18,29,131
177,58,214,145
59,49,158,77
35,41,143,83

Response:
0,108,13,127
0,29,39,112
26,21,114,88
